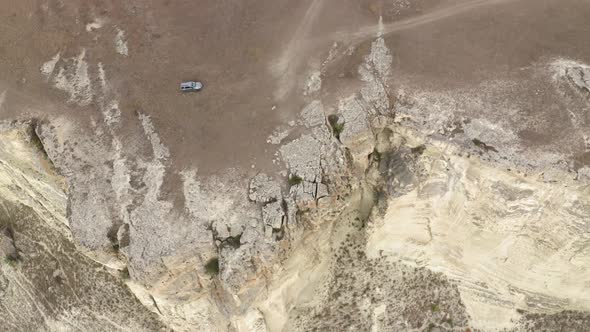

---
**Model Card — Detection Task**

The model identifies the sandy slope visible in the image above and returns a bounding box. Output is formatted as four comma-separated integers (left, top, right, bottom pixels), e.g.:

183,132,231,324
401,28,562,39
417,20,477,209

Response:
366,131,590,330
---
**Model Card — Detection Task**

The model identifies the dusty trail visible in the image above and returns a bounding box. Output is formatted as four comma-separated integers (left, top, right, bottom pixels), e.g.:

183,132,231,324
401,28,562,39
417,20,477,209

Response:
339,0,517,42
272,0,325,100
271,0,517,100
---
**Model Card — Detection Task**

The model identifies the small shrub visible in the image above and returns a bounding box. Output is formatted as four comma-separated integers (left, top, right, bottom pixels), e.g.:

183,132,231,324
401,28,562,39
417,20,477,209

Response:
472,138,498,152
328,114,339,126
30,133,45,153
332,123,344,138
119,267,130,279
288,174,303,186
205,258,220,276
427,323,436,332
4,256,18,267
328,114,344,138
370,149,381,162
411,144,426,155
28,122,51,160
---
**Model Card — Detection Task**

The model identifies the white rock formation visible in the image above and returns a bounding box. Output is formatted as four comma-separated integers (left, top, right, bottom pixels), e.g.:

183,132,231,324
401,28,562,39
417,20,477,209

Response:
299,100,325,128
304,71,322,96
86,18,105,32
0,121,168,331
40,52,60,79
366,130,590,330
52,49,93,105
115,28,129,56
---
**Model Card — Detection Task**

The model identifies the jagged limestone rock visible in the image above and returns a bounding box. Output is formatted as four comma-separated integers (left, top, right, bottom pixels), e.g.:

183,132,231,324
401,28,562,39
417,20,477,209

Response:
358,37,392,115
316,183,329,199
337,95,376,168
219,237,277,293
280,133,324,183
36,119,119,251
266,126,291,145
240,220,266,246
304,71,322,96
283,196,299,228
280,123,347,186
566,66,590,92
289,181,317,208
0,200,170,332
299,100,325,128
0,121,169,331
249,173,282,203
336,36,394,169
262,201,284,230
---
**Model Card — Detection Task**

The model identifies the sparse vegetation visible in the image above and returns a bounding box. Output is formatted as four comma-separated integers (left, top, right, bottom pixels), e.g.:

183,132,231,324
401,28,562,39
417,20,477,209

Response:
444,318,454,327
119,266,130,279
288,174,303,186
28,122,50,159
205,257,220,276
4,255,18,267
370,149,381,163
30,131,46,154
472,138,498,153
328,114,344,139
332,123,345,138
411,144,426,155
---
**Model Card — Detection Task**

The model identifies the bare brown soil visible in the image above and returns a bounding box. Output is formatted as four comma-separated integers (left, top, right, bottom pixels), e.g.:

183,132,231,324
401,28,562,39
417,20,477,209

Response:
1,0,589,174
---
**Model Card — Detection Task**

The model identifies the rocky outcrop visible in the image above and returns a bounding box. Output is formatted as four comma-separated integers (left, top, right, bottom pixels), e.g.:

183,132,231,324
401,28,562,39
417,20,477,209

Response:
0,121,168,331
241,38,590,332
337,95,375,168
248,173,282,204
552,59,590,93
299,100,325,128
365,127,590,330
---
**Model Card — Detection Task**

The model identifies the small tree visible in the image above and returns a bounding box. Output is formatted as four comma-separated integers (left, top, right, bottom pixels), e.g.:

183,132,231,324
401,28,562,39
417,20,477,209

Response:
4,256,18,267
288,174,303,186
328,114,344,139
120,267,130,279
205,258,220,276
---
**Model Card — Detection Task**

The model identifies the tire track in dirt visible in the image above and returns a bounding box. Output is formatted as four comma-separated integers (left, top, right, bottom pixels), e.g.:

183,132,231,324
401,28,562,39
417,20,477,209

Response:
271,0,324,100
337,0,517,44
270,0,516,101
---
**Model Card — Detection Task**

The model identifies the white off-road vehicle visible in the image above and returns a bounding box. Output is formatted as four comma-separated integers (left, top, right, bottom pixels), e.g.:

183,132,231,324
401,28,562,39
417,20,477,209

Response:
180,81,203,92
